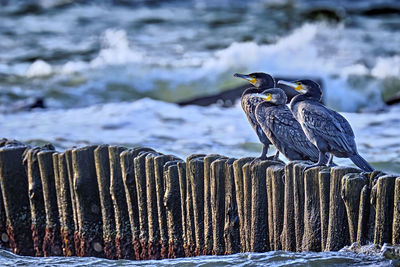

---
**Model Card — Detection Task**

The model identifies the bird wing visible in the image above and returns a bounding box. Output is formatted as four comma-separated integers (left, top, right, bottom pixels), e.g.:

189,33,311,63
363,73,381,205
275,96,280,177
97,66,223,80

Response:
300,102,355,153
257,105,319,159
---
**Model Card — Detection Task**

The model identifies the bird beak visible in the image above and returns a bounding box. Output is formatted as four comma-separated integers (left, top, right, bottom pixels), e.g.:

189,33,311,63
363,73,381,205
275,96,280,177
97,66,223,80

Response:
233,73,257,85
278,80,303,91
253,93,272,101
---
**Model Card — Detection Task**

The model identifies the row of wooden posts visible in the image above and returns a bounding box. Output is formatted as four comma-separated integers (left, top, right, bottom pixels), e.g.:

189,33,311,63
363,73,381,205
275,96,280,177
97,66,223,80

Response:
0,138,399,260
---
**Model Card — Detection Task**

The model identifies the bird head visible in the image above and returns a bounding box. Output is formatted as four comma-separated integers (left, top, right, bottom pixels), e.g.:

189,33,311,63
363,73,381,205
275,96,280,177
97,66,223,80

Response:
233,72,275,89
277,79,321,99
251,88,287,105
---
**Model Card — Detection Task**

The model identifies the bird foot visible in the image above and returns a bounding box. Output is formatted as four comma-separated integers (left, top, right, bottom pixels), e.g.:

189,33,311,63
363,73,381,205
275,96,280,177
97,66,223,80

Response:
250,155,275,164
304,163,325,171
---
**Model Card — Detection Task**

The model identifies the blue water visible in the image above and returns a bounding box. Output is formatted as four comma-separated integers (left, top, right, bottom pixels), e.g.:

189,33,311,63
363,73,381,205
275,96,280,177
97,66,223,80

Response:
0,249,395,266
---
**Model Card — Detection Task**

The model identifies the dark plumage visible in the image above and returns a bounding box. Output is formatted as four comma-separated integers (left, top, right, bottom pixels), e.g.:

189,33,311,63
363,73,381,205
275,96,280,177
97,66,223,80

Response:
253,88,326,162
233,72,277,160
278,79,374,172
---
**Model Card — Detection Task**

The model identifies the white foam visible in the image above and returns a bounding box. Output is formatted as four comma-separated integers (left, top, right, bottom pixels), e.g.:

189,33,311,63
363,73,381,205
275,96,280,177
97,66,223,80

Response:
371,56,400,78
26,60,52,78
90,29,144,68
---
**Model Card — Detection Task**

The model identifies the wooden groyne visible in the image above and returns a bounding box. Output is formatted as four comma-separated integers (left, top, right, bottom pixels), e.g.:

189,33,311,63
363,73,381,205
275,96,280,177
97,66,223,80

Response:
0,138,399,259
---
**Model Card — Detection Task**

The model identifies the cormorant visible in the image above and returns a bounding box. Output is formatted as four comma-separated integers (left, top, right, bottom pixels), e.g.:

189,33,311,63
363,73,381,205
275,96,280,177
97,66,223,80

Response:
253,88,328,162
277,79,374,172
233,72,278,160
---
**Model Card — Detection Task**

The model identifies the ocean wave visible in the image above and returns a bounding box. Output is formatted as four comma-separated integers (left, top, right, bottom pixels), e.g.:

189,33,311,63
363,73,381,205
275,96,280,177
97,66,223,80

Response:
21,23,399,111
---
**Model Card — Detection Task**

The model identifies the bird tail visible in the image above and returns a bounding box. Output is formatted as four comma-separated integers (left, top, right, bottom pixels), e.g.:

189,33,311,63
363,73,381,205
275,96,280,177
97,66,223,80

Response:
350,154,374,172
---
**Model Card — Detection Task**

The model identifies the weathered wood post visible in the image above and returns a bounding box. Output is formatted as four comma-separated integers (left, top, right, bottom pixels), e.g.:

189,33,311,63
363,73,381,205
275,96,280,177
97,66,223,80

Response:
242,161,253,251
154,154,178,258
24,147,47,256
341,173,368,244
0,144,34,256
251,160,280,252
187,155,205,255
210,158,228,255
183,154,204,256
164,160,185,258
121,147,154,260
325,167,359,251
302,166,327,251
0,140,8,249
56,152,76,256
318,169,330,250
109,146,133,259
94,145,116,259
38,148,63,256
292,162,308,252
134,150,154,260
268,164,285,251
281,161,300,252
374,175,397,245
232,157,254,252
176,160,188,256
223,158,240,255
72,146,104,258
203,154,222,255
145,152,162,259
357,171,383,244
393,177,400,245
64,149,80,254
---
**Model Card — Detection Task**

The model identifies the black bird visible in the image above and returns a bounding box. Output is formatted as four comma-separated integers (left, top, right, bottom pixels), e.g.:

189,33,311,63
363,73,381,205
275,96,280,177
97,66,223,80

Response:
253,88,328,162
278,79,374,172
233,72,278,160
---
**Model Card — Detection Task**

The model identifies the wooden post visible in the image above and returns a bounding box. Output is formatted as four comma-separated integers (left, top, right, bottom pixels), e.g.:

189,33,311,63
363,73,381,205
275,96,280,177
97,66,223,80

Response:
268,164,285,251
223,158,240,255
154,154,178,258
164,160,185,258
232,157,254,252
109,146,133,259
134,150,153,260
318,169,331,251
0,145,34,256
203,154,222,255
251,161,280,252
183,154,204,256
281,161,301,252
210,158,228,255
38,149,63,256
176,161,188,256
393,177,400,245
341,173,368,244
145,152,162,260
24,147,47,257
94,145,116,259
187,155,205,255
0,141,7,250
302,166,327,251
374,175,397,245
325,167,359,251
94,145,118,260
292,162,309,252
72,146,104,258
242,162,252,252
64,149,80,255
56,152,76,256
121,147,154,260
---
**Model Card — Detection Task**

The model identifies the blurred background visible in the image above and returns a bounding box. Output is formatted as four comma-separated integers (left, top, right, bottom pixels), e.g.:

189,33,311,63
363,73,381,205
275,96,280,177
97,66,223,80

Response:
0,0,399,173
